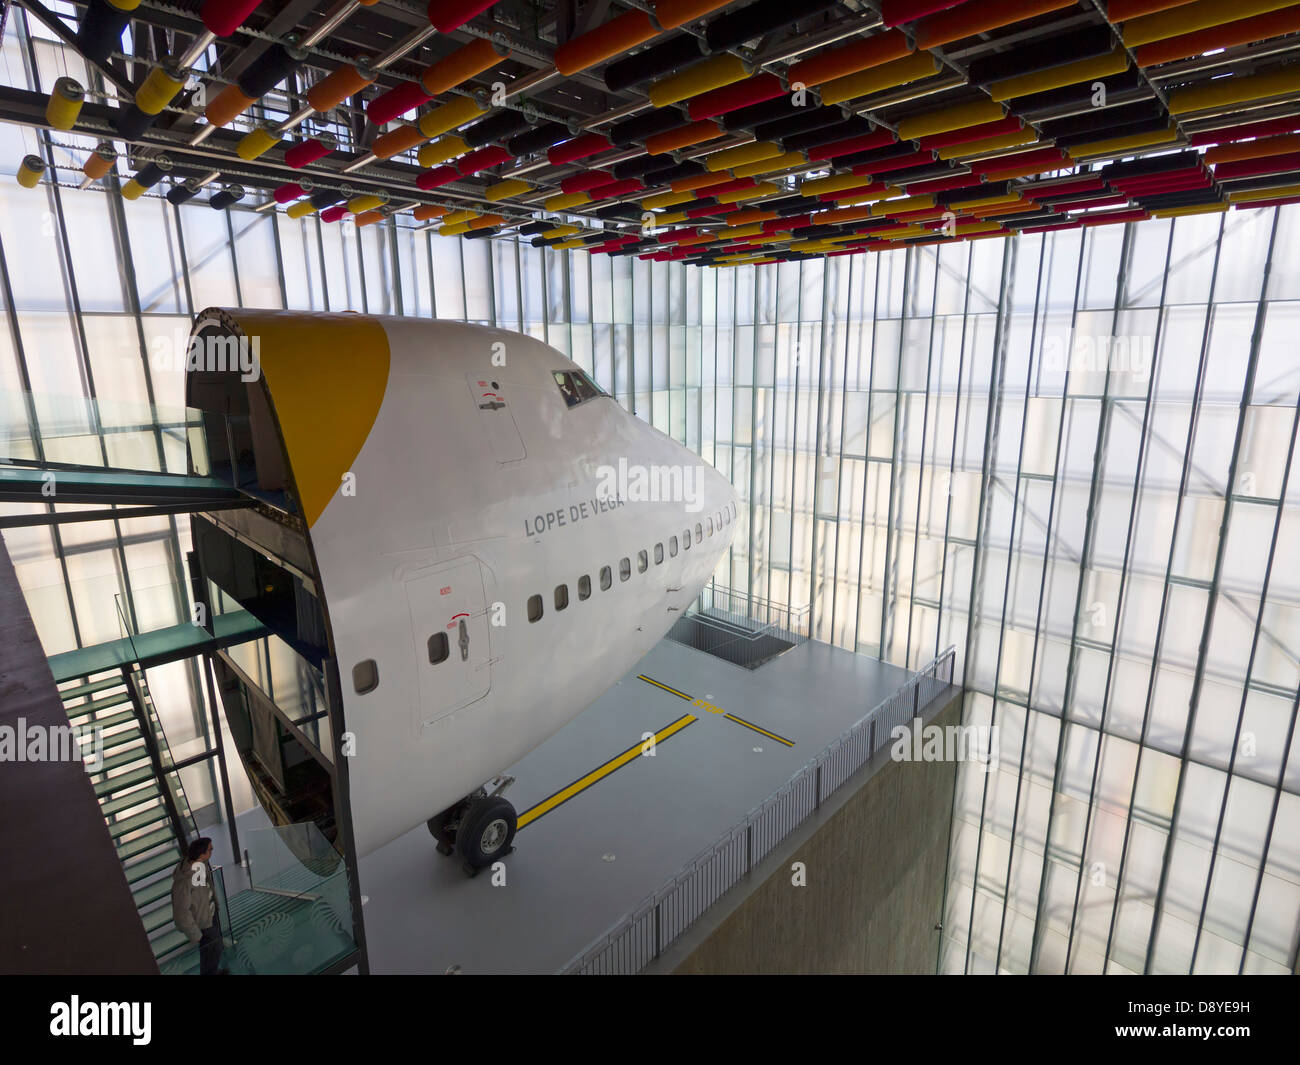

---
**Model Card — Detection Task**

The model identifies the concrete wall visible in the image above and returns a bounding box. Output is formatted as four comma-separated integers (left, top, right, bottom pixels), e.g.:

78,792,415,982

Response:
655,692,962,975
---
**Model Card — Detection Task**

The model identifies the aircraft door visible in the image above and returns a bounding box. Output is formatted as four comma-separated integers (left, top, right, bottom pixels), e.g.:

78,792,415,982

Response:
467,374,526,465
405,557,492,731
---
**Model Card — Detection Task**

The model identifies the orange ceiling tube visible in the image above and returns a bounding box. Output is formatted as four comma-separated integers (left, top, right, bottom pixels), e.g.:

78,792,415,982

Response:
556,11,659,75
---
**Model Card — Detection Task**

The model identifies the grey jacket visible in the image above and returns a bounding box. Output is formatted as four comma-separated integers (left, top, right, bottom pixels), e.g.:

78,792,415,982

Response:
171,859,217,943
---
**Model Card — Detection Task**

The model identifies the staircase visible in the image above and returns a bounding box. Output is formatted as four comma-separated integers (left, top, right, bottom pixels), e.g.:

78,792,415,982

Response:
60,667,197,967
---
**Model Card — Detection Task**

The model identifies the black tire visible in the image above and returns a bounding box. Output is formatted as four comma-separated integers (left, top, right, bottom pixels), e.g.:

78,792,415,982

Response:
426,809,455,848
456,795,516,869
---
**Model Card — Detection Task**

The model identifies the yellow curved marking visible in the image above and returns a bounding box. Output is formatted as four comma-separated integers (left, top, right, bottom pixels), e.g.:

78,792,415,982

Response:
230,310,391,528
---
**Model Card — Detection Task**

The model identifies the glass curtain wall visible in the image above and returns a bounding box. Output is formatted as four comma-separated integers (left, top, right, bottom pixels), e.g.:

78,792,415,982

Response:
2,7,1297,976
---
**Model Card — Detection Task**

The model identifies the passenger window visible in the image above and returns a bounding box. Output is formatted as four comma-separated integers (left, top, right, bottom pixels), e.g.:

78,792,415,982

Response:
352,659,379,694
600,565,612,590
654,543,664,564
684,529,691,549
716,511,722,528
637,550,648,572
669,535,678,557
731,501,737,518
696,522,703,541
555,584,569,611
428,632,449,664
620,557,631,581
578,575,591,600
707,518,713,536
527,594,543,622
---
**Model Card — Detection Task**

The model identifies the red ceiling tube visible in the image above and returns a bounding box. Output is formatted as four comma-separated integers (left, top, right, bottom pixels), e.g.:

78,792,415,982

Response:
687,74,785,121
880,0,969,29
1120,175,1213,196
273,182,310,203
903,172,982,195
560,170,615,194
696,177,755,198
416,165,460,190
1236,193,1300,210
785,30,913,88
1054,192,1129,209
1213,152,1300,181
1135,7,1300,66
592,235,639,253
547,132,612,165
555,11,658,76
284,136,334,168
367,81,433,127
457,145,513,175
201,0,262,37
763,214,809,233
1111,164,1206,188
1080,208,1149,226
916,115,1023,150
1023,175,1107,199
969,147,1065,175
687,202,736,218
808,129,897,161
912,0,1074,49
658,228,699,244
320,204,349,223
427,0,500,33
1188,115,1300,147
588,178,644,201
851,148,936,175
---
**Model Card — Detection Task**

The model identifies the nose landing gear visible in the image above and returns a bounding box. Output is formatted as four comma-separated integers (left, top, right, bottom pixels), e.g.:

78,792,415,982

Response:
426,777,517,877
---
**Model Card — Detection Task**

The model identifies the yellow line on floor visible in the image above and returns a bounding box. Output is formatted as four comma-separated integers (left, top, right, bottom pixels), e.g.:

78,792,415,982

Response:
637,673,693,700
516,713,697,830
723,712,795,747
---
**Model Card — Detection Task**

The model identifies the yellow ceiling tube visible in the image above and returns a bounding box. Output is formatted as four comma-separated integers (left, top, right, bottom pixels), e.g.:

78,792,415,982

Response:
988,50,1129,102
485,179,531,201
642,189,695,209
418,96,487,140
1230,182,1300,203
732,151,806,179
1121,0,1296,47
704,141,784,172
545,192,590,211
649,54,748,107
542,224,580,239
1068,123,1180,158
818,52,941,107
939,128,1039,159
417,136,468,168
897,99,1006,142
1167,65,1300,115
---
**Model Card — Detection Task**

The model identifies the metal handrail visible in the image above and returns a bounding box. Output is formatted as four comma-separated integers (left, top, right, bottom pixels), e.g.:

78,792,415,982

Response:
560,646,958,975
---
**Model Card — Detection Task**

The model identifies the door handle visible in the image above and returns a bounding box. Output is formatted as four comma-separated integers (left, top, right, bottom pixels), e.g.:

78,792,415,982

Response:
458,617,469,661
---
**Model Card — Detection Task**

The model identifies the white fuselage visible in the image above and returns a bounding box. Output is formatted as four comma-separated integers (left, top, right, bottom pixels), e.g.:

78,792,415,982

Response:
309,318,738,855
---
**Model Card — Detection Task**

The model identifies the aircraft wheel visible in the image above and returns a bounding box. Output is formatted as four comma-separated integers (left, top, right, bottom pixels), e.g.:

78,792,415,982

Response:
456,794,516,869
426,809,456,855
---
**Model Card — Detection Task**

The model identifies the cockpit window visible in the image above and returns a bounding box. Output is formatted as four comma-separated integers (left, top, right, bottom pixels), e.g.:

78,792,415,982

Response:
553,372,580,408
553,369,607,408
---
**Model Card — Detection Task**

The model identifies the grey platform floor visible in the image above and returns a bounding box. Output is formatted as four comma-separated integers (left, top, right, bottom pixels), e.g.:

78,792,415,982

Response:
356,637,915,975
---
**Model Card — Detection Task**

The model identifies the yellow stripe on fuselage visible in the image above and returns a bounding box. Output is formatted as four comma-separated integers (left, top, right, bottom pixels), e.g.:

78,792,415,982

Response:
231,311,391,528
